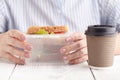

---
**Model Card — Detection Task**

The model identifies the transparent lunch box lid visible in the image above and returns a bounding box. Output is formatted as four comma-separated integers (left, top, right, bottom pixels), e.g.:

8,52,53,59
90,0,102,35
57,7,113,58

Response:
25,34,69,63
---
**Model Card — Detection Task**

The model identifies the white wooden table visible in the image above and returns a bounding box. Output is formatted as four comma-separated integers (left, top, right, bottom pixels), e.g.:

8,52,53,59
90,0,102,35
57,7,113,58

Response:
0,55,120,80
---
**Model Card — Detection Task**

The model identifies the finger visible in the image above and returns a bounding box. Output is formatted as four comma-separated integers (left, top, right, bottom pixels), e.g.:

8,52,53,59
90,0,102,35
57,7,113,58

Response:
3,52,25,65
60,38,87,54
63,48,87,61
66,33,85,42
69,54,88,65
5,45,30,58
8,30,26,41
7,37,32,51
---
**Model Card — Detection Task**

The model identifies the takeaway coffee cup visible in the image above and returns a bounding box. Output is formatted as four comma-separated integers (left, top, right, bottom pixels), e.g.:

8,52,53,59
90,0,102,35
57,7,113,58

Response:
85,25,117,69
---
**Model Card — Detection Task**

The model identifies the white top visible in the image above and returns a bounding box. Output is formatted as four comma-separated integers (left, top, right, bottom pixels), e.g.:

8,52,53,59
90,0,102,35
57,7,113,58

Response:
0,0,120,33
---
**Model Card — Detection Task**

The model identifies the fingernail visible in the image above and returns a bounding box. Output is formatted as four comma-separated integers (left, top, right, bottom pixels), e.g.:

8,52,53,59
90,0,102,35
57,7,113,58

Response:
26,46,32,50
60,49,66,53
21,36,26,40
25,53,30,58
66,37,72,42
63,56,67,60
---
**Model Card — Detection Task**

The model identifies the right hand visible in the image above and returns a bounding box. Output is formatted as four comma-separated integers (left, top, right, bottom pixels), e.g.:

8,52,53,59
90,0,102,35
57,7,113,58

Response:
0,30,32,64
60,32,88,65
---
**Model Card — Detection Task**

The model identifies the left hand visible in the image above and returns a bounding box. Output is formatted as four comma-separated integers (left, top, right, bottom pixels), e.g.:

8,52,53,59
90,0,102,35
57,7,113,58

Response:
60,32,88,65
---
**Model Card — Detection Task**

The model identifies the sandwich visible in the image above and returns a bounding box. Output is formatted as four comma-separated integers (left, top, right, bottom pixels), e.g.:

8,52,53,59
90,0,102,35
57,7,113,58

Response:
27,26,68,34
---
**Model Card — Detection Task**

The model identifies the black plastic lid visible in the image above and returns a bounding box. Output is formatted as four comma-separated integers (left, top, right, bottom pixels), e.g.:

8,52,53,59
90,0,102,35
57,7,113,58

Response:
85,25,117,36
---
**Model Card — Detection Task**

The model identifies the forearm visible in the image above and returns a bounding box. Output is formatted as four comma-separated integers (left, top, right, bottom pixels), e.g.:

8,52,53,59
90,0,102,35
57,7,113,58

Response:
115,51,120,55
114,33,120,55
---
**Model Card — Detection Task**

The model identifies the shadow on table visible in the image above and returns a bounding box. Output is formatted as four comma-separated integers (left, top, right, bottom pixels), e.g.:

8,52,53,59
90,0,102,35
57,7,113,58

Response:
0,58,15,64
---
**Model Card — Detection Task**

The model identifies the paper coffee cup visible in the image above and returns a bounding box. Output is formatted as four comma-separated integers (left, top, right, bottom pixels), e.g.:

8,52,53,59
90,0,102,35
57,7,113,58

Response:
85,25,117,69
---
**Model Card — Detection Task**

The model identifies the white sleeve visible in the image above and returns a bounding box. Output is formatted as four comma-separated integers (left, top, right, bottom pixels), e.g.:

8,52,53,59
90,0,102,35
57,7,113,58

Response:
107,0,120,32
0,0,7,33
98,0,120,32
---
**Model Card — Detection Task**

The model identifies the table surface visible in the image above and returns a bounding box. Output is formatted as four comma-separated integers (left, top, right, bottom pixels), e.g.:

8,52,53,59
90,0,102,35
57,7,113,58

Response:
0,55,120,80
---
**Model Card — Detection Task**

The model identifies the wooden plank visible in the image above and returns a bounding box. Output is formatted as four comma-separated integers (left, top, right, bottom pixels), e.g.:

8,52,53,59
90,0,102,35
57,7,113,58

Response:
10,61,94,80
91,55,120,80
0,59,15,80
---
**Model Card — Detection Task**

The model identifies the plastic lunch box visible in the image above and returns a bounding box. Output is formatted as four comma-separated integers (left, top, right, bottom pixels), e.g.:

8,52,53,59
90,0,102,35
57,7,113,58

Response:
26,34,69,63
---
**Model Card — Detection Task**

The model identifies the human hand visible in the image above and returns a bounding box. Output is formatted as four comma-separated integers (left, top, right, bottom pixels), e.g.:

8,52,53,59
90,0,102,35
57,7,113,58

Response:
60,32,88,65
0,30,32,64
